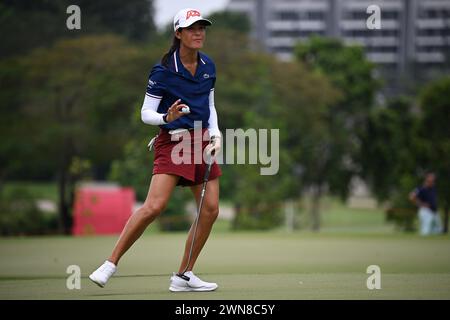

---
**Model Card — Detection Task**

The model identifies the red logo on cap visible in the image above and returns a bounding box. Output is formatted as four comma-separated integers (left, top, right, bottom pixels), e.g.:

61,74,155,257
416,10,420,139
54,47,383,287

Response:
186,10,201,20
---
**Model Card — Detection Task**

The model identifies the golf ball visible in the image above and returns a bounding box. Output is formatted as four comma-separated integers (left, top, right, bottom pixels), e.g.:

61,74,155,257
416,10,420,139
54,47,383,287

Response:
181,106,190,114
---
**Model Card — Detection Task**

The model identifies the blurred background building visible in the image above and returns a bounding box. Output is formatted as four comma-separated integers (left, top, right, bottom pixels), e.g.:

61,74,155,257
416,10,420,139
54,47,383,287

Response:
228,0,450,95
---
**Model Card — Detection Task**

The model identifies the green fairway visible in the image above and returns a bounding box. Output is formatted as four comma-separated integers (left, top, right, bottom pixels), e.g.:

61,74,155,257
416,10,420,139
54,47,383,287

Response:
1,231,450,300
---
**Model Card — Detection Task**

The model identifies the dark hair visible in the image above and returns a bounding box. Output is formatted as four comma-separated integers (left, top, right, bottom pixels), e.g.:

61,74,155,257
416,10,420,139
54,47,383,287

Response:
161,35,181,67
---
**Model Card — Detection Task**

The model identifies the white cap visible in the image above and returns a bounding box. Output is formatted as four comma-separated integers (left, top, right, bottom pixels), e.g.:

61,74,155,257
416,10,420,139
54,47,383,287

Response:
173,8,212,32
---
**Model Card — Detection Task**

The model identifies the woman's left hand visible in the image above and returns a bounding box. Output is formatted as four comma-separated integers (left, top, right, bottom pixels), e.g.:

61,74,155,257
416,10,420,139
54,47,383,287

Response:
166,99,190,123
206,135,221,157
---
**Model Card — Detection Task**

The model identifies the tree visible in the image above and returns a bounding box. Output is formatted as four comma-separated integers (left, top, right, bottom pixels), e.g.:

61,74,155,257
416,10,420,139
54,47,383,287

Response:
359,78,450,233
203,27,269,203
0,0,158,188
75,0,156,42
0,0,156,58
19,35,151,233
360,98,419,202
360,98,420,231
418,77,450,233
0,57,30,188
204,28,340,230
294,36,380,230
269,57,341,231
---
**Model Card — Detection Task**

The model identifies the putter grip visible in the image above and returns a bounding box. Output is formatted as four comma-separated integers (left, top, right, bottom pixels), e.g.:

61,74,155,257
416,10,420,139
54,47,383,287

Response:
203,148,215,182
203,163,212,182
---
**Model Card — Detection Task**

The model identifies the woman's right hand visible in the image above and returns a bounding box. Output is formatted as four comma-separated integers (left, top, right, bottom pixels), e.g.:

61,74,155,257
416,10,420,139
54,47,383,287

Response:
166,99,190,122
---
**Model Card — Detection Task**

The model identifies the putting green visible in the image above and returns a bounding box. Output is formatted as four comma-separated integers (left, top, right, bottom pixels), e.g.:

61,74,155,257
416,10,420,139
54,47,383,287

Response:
1,232,449,299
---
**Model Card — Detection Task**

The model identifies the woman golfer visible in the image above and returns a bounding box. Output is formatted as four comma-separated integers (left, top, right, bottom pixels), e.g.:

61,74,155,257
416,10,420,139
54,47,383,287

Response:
89,8,222,292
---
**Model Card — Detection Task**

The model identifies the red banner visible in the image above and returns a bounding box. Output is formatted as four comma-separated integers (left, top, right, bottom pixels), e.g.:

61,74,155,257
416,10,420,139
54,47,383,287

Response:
72,186,135,236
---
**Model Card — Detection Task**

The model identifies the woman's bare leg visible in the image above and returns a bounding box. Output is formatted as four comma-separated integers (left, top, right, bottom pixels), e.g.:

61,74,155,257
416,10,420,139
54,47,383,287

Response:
108,174,179,265
178,178,219,273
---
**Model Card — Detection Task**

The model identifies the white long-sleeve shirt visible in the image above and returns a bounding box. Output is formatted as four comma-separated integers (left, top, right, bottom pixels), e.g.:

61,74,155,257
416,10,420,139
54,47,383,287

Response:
141,89,221,138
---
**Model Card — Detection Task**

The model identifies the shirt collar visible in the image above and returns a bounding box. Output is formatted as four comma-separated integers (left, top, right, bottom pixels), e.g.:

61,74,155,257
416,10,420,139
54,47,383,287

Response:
172,48,207,80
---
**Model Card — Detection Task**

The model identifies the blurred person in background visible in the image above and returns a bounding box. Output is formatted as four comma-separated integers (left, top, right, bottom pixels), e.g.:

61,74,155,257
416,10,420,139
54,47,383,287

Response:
409,172,442,236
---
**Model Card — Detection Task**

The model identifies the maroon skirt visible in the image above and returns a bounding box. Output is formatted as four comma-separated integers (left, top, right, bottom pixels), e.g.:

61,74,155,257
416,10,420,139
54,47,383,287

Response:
152,128,222,186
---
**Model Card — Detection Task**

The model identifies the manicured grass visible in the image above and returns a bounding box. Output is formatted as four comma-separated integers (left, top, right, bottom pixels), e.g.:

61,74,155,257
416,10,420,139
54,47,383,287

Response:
317,198,396,234
0,232,449,299
3,182,446,299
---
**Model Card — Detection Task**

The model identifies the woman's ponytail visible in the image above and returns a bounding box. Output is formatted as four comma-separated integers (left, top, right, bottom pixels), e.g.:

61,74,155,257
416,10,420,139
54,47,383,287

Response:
161,36,181,67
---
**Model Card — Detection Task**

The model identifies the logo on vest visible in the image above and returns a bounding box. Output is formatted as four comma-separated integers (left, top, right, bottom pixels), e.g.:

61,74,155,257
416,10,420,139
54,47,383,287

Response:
203,73,210,79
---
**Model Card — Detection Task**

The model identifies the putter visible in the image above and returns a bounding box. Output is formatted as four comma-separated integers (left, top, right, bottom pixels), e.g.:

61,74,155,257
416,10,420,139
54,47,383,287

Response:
176,149,215,281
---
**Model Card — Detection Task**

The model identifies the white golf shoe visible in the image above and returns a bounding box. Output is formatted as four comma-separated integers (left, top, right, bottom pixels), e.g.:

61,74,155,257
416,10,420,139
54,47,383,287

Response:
89,260,117,288
169,271,218,292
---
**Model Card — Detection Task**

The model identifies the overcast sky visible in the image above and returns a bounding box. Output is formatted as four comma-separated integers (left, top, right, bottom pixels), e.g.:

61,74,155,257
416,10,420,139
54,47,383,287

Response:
154,0,230,30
